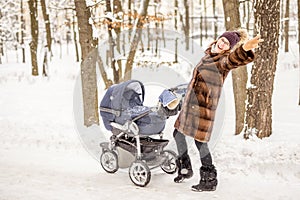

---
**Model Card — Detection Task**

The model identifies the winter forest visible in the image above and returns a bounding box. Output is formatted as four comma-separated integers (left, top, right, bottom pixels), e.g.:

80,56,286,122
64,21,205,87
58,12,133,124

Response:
0,0,300,199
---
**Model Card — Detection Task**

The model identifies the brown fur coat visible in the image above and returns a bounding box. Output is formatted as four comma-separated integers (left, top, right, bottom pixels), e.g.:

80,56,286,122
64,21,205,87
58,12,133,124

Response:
174,44,255,142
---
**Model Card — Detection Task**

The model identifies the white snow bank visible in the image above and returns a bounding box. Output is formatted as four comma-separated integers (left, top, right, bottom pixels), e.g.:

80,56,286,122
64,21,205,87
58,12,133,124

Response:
0,43,299,200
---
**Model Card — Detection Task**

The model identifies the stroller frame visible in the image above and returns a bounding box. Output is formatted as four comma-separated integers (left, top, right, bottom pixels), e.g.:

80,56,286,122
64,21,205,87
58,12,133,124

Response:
99,80,187,187
100,110,178,187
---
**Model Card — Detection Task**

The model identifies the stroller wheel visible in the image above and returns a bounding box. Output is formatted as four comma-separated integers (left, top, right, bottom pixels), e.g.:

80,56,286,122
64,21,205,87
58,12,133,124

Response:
160,150,177,174
129,160,151,187
100,150,119,173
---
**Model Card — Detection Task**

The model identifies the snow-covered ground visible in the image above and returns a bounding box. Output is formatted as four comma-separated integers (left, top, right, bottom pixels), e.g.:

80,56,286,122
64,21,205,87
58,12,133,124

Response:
0,42,300,200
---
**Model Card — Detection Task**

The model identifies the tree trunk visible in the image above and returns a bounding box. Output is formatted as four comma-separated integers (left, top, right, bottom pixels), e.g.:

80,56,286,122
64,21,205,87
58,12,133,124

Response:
242,0,246,26
147,21,151,51
42,47,48,77
298,0,300,106
40,0,52,53
105,0,118,83
113,0,123,81
97,53,112,89
241,0,251,30
28,0,39,76
280,0,284,46
128,0,132,40
184,0,189,50
74,0,99,127
223,0,248,135
174,0,178,63
0,8,2,64
72,10,80,62
284,0,289,52
222,0,241,30
124,0,150,81
213,0,218,39
155,4,159,56
246,0,251,30
20,0,25,63
104,0,123,83
200,15,203,46
0,40,2,64
199,0,203,46
204,0,208,39
244,0,281,139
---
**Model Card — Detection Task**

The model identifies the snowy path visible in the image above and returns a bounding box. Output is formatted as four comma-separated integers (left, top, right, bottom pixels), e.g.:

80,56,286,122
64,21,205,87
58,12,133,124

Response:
1,55,300,200
1,144,299,200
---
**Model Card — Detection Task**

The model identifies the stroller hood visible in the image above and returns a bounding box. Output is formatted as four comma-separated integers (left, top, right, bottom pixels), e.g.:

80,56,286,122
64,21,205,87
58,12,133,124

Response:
100,80,145,130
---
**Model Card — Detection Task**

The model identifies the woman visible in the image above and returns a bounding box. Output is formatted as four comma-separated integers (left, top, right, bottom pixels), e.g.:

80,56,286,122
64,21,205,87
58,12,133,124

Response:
173,29,263,192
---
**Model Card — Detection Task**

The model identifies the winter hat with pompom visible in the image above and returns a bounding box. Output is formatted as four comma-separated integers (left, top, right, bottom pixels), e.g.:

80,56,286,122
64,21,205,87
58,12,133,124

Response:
219,29,249,50
219,31,241,49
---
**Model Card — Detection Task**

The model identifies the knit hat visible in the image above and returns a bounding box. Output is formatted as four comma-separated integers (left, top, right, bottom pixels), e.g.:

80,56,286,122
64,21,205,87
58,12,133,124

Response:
219,31,241,49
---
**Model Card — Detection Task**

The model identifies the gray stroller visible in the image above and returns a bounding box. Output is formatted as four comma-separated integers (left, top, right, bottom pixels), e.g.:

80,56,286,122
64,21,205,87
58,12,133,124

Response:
99,80,187,187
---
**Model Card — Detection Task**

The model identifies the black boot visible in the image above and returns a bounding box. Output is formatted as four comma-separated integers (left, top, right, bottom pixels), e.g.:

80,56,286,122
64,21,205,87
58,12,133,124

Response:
174,153,193,183
191,165,218,192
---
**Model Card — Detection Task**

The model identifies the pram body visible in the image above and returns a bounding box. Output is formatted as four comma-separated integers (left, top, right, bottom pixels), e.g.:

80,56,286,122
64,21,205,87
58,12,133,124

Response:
99,80,186,187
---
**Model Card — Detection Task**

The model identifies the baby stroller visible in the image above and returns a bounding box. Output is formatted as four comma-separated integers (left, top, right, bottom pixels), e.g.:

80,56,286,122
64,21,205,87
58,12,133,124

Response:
99,80,187,187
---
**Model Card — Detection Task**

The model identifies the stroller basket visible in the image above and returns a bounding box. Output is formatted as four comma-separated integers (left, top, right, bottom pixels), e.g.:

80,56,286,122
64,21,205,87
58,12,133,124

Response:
117,137,169,161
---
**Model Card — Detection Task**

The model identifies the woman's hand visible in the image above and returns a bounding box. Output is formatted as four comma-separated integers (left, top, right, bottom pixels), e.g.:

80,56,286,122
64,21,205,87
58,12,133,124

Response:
242,35,264,51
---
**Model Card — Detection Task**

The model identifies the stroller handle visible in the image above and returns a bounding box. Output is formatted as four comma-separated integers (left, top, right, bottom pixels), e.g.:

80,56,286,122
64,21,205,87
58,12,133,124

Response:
169,83,188,97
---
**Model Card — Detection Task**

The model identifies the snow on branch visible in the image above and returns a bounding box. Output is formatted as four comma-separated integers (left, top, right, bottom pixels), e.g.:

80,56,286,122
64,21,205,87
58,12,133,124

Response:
86,0,106,8
0,0,18,9
103,12,122,22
